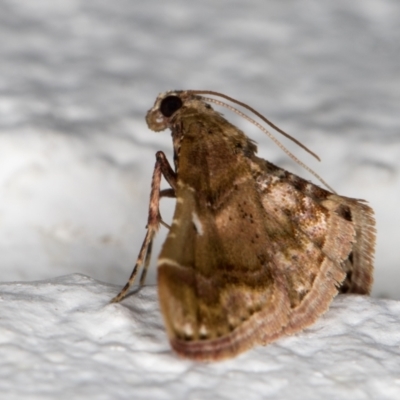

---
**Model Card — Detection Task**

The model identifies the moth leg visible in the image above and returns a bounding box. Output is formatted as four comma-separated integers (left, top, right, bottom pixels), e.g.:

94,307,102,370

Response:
110,152,176,303
156,151,177,190
138,234,154,286
160,188,176,198
138,190,176,284
110,228,156,303
138,192,177,286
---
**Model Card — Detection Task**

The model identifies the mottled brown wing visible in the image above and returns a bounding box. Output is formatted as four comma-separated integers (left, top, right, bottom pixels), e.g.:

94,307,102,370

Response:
157,180,291,361
251,158,375,297
156,108,359,361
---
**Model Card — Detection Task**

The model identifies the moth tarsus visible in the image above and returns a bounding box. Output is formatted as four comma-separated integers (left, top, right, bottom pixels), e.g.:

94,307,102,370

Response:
112,90,376,361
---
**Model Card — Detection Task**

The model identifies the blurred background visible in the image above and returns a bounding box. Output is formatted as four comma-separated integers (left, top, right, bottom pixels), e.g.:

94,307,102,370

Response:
0,0,399,298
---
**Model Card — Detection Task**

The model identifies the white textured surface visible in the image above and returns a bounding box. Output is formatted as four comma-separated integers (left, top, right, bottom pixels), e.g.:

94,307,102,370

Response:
0,1,400,398
0,274,399,400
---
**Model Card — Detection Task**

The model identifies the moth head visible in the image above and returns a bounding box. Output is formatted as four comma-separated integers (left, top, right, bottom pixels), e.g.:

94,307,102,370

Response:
146,91,185,132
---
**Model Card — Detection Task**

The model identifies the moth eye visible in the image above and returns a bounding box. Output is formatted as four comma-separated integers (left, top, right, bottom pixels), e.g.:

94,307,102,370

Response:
159,95,183,117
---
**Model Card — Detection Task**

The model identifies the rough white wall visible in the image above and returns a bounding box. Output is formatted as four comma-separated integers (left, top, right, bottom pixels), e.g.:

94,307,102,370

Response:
1,274,399,399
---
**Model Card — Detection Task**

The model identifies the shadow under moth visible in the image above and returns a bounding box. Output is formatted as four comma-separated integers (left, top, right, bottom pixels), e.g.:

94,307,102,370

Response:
112,90,376,361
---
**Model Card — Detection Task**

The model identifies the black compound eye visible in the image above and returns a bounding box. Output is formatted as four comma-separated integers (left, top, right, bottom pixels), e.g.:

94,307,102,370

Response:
159,95,183,117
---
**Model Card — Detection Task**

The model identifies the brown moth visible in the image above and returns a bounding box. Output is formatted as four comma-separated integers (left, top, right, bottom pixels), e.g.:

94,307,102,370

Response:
112,90,376,361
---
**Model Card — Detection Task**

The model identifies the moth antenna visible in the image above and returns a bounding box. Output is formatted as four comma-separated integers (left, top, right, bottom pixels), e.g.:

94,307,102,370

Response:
190,91,335,193
190,91,320,161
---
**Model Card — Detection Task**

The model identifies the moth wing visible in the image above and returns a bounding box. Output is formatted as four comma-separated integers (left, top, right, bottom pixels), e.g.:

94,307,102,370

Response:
157,172,357,359
251,158,375,338
253,158,375,295
157,178,291,361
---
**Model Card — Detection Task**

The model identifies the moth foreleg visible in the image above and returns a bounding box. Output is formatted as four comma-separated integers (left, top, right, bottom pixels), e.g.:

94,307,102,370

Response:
137,194,176,287
111,151,176,303
155,151,177,191
158,189,175,230
110,228,156,303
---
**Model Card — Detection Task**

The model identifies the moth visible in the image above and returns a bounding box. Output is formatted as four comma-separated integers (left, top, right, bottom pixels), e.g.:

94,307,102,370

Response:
112,90,376,361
